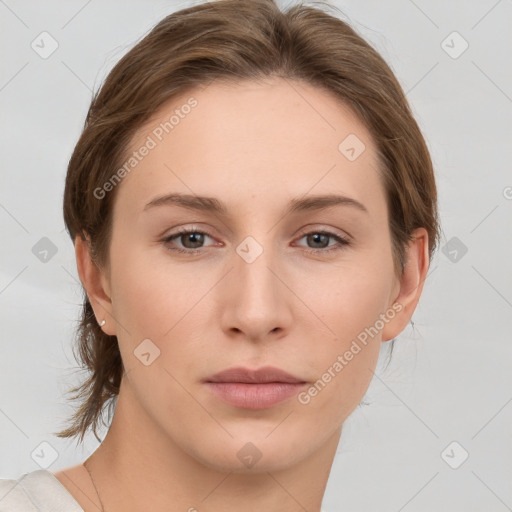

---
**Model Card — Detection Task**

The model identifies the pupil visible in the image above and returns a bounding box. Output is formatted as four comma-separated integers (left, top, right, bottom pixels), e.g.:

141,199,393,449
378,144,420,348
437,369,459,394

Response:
185,232,203,248
309,233,328,248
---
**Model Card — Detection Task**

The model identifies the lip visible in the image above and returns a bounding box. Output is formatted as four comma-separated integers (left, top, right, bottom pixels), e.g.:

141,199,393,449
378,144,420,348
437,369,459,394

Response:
205,366,305,384
204,366,307,410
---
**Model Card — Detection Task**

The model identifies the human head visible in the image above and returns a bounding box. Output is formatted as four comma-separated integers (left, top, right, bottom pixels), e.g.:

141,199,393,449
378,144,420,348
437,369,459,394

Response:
57,0,440,461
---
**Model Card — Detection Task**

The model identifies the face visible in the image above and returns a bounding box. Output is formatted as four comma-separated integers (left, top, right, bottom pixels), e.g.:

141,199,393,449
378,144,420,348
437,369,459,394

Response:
91,77,409,472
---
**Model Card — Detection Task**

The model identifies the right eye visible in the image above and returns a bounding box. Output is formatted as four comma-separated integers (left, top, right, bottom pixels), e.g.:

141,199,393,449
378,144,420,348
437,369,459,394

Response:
162,227,217,254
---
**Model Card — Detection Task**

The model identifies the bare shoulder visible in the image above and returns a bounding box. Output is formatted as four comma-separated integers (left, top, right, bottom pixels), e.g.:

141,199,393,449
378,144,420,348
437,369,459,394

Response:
52,464,100,512
53,462,87,487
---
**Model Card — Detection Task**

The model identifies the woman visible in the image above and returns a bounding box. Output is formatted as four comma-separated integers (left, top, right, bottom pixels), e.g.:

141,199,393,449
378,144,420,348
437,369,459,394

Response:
0,0,439,510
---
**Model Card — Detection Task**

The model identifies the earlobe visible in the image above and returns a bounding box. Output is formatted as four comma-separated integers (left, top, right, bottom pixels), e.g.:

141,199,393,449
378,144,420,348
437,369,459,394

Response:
382,228,430,342
74,234,116,336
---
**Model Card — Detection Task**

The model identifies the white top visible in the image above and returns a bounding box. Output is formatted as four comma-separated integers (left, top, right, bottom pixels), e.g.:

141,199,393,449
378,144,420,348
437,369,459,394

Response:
0,469,329,511
0,470,84,511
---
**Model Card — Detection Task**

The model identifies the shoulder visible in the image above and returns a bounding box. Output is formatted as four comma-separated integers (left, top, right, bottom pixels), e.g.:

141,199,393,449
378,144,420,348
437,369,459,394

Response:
0,469,84,512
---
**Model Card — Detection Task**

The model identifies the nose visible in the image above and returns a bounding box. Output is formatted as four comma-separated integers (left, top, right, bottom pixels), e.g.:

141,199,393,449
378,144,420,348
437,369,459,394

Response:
220,241,293,343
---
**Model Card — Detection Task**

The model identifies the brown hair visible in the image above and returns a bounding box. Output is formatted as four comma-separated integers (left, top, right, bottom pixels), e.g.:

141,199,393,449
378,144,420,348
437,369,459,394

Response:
57,0,441,444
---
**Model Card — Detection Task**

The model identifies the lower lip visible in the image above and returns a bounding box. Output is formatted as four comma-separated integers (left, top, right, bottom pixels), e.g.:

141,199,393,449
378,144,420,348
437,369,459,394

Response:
205,382,306,410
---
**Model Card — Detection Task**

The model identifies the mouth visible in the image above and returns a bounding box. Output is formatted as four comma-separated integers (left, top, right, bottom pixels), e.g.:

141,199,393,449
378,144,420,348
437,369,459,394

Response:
204,366,307,410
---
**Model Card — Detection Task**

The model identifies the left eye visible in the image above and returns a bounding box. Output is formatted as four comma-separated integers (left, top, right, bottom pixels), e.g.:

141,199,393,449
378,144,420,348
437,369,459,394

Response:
163,229,350,254
295,231,350,253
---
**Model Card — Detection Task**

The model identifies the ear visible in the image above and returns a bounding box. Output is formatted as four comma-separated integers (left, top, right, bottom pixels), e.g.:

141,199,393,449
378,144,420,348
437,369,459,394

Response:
74,233,116,336
382,227,430,342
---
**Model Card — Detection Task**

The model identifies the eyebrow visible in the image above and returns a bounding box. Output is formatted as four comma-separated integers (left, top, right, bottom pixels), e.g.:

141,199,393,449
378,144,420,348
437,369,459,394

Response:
143,193,368,216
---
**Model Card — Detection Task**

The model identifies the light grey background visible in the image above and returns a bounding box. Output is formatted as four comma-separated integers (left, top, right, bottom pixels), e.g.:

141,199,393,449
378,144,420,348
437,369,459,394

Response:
1,0,511,510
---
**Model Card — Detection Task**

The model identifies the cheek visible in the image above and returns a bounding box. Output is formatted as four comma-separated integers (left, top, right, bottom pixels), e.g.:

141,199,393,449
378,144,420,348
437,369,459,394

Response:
294,262,391,417
308,259,392,342
110,244,190,332
109,245,212,378
297,307,381,426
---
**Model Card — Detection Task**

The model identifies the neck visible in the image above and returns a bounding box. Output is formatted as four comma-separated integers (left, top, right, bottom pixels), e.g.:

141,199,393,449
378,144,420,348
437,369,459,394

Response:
85,376,340,512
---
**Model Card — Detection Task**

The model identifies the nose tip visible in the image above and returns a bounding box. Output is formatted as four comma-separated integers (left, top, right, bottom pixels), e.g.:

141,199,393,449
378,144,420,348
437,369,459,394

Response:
223,249,291,342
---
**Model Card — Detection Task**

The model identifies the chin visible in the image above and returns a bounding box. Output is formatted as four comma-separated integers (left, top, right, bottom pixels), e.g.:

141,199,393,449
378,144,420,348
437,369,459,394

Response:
188,429,314,474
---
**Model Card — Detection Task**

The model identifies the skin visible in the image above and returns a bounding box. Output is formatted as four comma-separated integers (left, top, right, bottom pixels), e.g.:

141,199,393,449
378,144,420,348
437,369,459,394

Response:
54,77,429,512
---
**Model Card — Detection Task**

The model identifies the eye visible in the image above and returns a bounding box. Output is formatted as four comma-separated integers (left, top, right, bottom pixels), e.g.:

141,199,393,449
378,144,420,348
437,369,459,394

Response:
163,227,217,254
162,227,351,255
295,230,350,254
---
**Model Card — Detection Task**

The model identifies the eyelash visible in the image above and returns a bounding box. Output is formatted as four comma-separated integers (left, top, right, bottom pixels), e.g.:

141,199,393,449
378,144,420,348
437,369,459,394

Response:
163,227,351,255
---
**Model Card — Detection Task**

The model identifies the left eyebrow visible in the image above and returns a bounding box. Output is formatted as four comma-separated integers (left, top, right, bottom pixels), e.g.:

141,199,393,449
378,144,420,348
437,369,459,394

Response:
285,193,368,215
143,193,369,216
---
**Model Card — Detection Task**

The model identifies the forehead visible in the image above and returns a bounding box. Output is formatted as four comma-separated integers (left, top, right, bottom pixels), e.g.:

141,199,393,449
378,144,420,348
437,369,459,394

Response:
114,77,385,219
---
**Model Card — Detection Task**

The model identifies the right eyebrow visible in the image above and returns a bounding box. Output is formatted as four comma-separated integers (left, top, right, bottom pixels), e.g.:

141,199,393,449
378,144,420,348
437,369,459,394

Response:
143,193,227,214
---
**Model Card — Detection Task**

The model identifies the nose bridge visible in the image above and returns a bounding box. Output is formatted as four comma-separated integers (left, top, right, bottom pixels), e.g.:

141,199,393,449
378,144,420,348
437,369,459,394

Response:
224,233,289,338
235,235,278,307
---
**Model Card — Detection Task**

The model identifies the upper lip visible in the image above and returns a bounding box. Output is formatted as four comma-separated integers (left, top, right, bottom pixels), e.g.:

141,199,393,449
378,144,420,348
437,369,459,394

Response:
205,366,305,384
